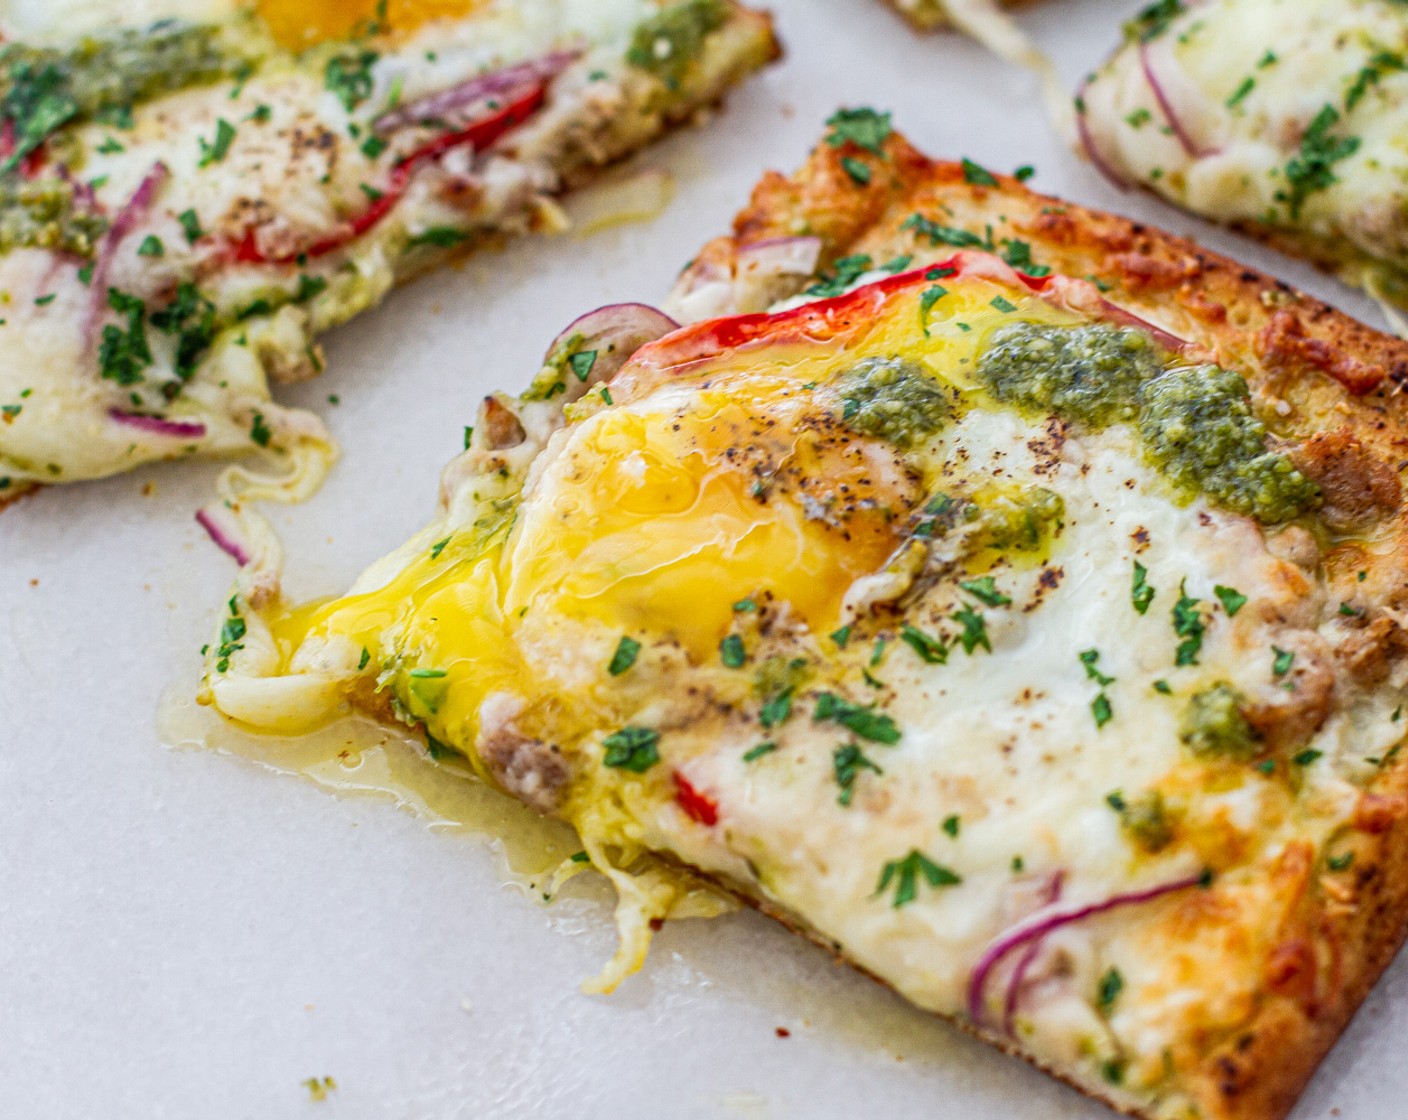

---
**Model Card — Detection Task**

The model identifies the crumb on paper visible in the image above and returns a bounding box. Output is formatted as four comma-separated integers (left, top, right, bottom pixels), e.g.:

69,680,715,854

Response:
303,1076,336,1101
459,996,474,1014
774,1026,790,1038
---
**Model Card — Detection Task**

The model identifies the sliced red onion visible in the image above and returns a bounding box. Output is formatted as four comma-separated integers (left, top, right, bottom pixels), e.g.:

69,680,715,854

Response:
1001,871,1065,1034
85,163,169,351
1042,274,1190,353
968,872,1204,1027
1139,39,1214,159
737,236,823,277
545,302,680,384
109,408,206,439
373,50,579,134
1074,76,1130,192
195,507,251,567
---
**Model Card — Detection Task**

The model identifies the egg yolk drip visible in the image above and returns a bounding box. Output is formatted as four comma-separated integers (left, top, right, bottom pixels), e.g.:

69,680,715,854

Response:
267,266,1077,752
256,0,481,49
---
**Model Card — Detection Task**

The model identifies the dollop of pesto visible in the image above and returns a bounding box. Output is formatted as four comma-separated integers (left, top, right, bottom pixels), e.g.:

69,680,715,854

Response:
0,22,239,170
1137,364,1319,524
977,322,1163,428
626,0,727,87
834,357,950,448
1117,791,1173,853
0,176,107,256
975,321,1318,525
912,487,1064,553
1180,682,1258,760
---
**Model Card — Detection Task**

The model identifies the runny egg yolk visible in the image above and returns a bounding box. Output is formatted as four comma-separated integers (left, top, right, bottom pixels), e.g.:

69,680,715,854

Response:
256,0,481,49
503,373,920,660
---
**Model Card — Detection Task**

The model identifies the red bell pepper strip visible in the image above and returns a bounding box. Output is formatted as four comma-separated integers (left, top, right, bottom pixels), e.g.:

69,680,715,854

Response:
674,771,719,827
232,83,547,266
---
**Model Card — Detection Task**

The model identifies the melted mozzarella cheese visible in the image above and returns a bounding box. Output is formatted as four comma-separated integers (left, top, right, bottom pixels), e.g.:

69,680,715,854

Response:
1080,0,1408,286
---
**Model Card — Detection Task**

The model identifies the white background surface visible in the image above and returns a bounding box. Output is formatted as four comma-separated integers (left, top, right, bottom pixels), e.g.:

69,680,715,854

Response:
3,2,1403,1117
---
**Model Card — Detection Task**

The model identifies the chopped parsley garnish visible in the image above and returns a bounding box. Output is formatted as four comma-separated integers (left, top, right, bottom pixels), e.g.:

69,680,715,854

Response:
33,293,54,305
825,106,892,154
814,692,901,744
1279,104,1360,219
1171,583,1204,666
150,281,216,381
1293,748,1323,766
213,596,246,673
568,351,598,382
428,536,451,559
990,295,1017,313
295,274,328,302
1079,649,1115,686
608,635,641,676
1092,693,1114,728
357,647,371,670
961,157,998,187
326,49,379,112
733,598,757,613
942,814,960,837
743,741,778,763
1272,647,1294,677
1106,790,1127,812
407,226,471,250
197,117,236,167
1214,585,1247,617
876,850,961,907
999,238,1051,277
1131,561,1155,615
1098,967,1124,1010
919,285,947,335
1327,852,1355,872
951,605,991,655
902,213,988,249
805,253,873,298
359,183,384,202
720,633,746,669
602,726,660,773
759,687,793,729
98,288,151,386
840,156,871,185
1225,76,1255,108
250,412,272,447
959,576,1010,607
833,743,882,806
1153,679,1172,695
1014,165,1035,182
900,623,947,664
360,134,387,159
178,208,203,243
137,235,163,257
96,135,124,154
830,625,852,649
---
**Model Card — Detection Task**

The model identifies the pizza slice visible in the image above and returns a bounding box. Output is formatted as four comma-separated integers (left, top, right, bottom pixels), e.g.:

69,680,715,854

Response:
1077,0,1408,315
200,120,1408,1120
0,0,777,501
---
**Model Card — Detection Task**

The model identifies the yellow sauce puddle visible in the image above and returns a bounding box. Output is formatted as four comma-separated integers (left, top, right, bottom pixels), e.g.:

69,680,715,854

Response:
158,684,578,886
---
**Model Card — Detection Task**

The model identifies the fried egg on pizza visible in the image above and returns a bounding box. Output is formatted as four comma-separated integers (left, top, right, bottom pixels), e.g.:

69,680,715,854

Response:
201,122,1408,1120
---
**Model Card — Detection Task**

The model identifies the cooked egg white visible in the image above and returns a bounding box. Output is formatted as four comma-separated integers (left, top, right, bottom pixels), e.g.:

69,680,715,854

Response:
204,257,1405,1116
1079,0,1408,302
0,0,775,495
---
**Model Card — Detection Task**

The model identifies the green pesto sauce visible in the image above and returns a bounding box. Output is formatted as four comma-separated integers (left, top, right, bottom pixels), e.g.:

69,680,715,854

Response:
0,176,107,255
975,321,1319,525
1180,682,1258,760
917,487,1064,554
1137,364,1319,525
1118,791,1173,852
0,22,238,170
626,0,727,86
834,357,950,449
978,322,1162,428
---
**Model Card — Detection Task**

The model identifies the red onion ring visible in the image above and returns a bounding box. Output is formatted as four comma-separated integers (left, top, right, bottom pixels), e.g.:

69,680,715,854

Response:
1001,871,1065,1034
373,50,579,134
967,873,1204,1026
195,507,251,567
1138,39,1215,159
545,302,680,384
85,163,169,351
109,408,207,439
1074,75,1130,192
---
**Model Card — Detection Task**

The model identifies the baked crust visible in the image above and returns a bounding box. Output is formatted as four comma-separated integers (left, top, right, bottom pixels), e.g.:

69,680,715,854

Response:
670,129,1408,1120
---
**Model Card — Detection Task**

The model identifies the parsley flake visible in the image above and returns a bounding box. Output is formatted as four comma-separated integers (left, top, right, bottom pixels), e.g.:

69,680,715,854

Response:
876,850,961,907
1214,585,1247,616
602,727,660,773
608,635,641,676
825,107,892,155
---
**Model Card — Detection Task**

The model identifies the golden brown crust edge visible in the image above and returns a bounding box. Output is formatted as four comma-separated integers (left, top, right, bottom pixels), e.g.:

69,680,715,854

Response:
672,130,1408,1120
